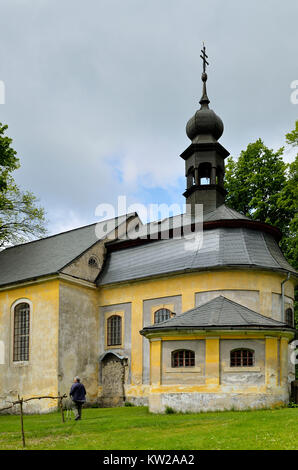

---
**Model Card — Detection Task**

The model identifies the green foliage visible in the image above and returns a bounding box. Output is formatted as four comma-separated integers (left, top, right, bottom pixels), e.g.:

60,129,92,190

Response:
225,139,290,232
225,124,298,329
0,122,46,246
165,406,176,414
0,123,19,209
288,402,298,409
124,401,135,407
286,120,298,147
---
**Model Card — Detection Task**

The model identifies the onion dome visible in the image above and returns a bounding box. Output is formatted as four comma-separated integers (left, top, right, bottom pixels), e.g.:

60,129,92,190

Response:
186,71,224,142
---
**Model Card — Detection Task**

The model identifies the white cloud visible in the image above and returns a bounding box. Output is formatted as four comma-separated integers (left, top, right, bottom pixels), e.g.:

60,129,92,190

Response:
0,0,297,234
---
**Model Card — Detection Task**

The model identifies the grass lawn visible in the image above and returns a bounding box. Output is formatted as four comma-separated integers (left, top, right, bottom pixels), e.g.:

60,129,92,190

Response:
0,406,298,450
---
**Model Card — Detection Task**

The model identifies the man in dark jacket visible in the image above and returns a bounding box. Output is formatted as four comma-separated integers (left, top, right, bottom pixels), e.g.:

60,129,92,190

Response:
70,376,86,420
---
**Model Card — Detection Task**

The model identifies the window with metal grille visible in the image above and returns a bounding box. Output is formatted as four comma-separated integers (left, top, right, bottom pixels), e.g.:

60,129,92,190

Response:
107,315,122,346
171,350,195,368
230,349,254,367
13,303,30,362
154,308,172,324
285,308,293,327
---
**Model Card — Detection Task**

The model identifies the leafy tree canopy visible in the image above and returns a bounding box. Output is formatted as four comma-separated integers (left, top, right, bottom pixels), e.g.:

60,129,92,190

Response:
225,122,298,334
225,125,297,269
0,122,46,247
286,120,298,147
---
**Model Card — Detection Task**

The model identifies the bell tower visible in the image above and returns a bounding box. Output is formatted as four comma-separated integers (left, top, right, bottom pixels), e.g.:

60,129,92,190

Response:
181,44,229,215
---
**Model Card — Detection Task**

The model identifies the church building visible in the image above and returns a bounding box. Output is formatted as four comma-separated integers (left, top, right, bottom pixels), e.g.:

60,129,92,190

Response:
0,51,296,413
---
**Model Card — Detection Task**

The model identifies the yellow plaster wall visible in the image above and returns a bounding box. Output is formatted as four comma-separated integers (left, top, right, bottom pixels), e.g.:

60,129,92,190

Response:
150,339,162,385
58,280,99,403
205,337,220,385
265,336,279,387
98,269,295,388
0,279,59,411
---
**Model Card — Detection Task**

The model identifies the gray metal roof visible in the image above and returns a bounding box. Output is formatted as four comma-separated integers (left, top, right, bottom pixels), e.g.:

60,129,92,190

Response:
111,204,250,244
203,204,251,221
98,226,296,285
108,204,251,245
0,215,132,287
141,295,289,332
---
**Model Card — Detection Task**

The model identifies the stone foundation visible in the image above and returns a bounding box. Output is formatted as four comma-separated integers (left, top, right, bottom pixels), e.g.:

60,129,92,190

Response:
124,396,149,407
149,391,289,413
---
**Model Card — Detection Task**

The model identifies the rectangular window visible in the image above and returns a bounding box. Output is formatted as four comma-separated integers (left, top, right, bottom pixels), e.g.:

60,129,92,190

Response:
172,350,195,368
230,349,254,367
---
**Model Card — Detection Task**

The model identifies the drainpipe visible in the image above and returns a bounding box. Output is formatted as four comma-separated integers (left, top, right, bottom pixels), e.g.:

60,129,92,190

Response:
281,272,291,323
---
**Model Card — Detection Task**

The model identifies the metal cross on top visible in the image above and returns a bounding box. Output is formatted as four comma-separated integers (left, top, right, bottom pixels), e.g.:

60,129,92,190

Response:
200,43,209,73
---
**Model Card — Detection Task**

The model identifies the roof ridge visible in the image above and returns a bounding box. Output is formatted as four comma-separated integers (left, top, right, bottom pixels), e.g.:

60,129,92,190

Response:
178,295,285,325
140,294,290,332
240,227,251,263
152,295,227,326
218,295,225,323
216,295,285,324
259,231,280,268
0,212,136,252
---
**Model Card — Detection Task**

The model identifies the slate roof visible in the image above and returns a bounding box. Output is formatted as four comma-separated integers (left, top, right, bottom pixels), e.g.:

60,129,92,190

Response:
203,204,251,222
0,214,133,287
98,225,296,285
140,296,291,332
110,204,250,244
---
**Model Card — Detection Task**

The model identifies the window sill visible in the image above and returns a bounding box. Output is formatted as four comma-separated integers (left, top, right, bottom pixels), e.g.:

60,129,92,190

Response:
223,366,261,373
165,367,201,373
11,361,30,367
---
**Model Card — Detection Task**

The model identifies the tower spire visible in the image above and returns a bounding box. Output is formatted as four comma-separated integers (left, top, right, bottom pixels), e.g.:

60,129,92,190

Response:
181,43,230,215
199,42,210,107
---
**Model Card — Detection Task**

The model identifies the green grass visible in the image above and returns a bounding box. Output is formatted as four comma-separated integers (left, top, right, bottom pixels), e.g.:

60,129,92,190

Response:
0,406,298,450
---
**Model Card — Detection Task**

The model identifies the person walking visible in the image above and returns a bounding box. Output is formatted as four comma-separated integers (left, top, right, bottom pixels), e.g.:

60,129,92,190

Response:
70,376,86,421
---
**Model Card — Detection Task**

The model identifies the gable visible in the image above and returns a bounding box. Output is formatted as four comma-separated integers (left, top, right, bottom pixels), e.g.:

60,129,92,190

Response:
61,240,105,282
60,213,142,283
0,213,140,288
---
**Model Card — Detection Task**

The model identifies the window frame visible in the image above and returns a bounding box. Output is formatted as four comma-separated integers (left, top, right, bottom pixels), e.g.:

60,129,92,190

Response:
106,314,122,347
285,308,294,327
171,349,195,368
154,308,173,324
88,255,99,268
230,348,254,368
12,300,31,364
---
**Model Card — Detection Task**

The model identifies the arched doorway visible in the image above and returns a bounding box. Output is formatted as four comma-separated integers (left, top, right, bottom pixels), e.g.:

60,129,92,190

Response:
100,352,127,407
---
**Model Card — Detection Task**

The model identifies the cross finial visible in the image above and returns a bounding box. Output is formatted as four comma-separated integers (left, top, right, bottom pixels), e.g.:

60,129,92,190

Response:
199,42,210,107
200,42,209,74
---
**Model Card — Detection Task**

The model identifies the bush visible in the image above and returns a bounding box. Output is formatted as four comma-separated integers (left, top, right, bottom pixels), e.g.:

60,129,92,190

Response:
124,401,135,407
288,402,298,408
165,406,176,414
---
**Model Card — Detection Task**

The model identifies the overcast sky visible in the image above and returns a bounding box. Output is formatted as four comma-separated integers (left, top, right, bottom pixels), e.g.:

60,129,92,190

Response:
0,0,297,235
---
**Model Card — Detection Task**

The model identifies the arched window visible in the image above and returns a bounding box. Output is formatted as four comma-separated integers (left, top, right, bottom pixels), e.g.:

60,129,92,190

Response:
13,302,30,362
88,256,99,268
154,308,173,324
107,315,122,346
230,349,254,367
171,350,195,368
285,308,294,327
